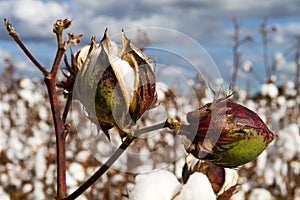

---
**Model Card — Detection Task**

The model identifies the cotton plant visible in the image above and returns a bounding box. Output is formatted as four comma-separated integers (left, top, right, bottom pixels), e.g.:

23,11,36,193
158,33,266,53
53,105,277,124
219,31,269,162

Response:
3,18,277,200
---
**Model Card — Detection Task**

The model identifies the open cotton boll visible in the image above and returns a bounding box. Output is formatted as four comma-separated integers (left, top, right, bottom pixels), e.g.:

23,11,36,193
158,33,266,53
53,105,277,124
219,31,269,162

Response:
174,172,216,200
248,188,272,200
71,29,157,139
129,170,181,200
242,60,253,72
109,55,135,110
277,123,300,160
261,83,278,98
156,82,169,102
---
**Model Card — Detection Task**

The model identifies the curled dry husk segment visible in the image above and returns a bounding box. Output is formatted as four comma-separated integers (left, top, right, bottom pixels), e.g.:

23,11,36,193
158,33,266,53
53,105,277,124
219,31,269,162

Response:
72,29,157,139
182,155,238,199
182,100,277,168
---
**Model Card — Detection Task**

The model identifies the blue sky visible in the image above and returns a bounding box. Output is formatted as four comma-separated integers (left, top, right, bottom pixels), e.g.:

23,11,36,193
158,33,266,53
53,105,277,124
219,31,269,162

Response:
1,0,300,93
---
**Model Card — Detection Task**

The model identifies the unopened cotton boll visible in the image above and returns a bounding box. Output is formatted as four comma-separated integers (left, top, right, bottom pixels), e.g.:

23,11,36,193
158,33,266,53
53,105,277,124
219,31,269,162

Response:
183,99,276,168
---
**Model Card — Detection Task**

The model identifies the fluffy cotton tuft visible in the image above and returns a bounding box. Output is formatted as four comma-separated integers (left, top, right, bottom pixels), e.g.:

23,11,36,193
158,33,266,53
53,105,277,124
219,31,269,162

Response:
129,170,181,200
261,83,278,98
174,172,216,200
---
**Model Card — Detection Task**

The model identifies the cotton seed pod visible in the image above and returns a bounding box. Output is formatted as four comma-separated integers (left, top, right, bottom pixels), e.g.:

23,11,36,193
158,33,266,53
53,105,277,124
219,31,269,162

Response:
74,29,157,139
181,99,276,168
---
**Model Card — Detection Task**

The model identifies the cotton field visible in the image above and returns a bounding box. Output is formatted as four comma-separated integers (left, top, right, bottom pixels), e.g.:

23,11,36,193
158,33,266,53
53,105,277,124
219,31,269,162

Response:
0,66,299,200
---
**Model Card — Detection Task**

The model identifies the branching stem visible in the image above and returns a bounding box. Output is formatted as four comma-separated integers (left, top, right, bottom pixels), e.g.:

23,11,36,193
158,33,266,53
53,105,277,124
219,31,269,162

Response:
4,18,184,200
4,18,72,199
63,118,181,200
4,19,48,76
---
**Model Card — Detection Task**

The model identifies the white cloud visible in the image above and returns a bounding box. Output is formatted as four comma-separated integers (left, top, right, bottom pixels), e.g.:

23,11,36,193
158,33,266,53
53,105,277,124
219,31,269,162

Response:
1,0,300,86
2,0,300,43
0,0,68,39
274,52,295,73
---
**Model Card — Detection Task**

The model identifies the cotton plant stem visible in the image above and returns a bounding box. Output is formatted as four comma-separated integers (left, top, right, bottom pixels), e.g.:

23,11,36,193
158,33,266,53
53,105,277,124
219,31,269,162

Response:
4,19,71,198
47,21,72,199
62,95,73,124
63,118,181,200
44,75,67,198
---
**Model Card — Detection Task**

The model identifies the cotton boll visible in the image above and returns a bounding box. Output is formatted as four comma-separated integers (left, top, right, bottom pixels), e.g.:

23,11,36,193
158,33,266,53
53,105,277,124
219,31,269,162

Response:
76,151,90,163
264,162,275,186
231,190,245,200
156,82,169,102
248,188,272,200
18,77,34,90
174,172,216,200
282,81,297,97
66,170,78,188
14,100,27,126
69,162,85,182
242,60,253,72
276,96,286,107
255,150,268,176
38,105,48,121
23,183,33,194
277,124,300,160
129,170,181,200
0,101,10,113
33,181,45,200
35,146,47,179
45,164,55,185
291,161,300,175
261,83,278,98
0,186,10,200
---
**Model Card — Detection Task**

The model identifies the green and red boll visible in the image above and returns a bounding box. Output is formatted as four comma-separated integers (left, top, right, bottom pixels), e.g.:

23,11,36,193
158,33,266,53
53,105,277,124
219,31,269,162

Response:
181,98,277,168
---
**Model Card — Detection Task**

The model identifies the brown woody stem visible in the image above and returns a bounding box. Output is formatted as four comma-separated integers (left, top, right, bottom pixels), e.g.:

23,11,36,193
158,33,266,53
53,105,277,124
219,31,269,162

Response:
44,74,67,198
46,19,71,199
4,18,70,199
62,95,73,124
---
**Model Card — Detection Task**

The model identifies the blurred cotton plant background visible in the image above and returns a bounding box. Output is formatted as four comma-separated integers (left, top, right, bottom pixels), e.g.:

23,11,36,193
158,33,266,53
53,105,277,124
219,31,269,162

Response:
1,1,300,200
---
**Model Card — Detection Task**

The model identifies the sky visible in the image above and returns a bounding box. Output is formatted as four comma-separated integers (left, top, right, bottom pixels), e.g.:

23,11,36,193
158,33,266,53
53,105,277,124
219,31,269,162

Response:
1,0,300,93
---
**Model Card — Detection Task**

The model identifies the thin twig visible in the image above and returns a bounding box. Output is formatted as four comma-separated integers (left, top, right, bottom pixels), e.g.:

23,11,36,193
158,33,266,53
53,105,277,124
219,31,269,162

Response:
295,36,300,95
3,19,48,76
62,95,73,124
231,16,240,89
260,18,271,81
